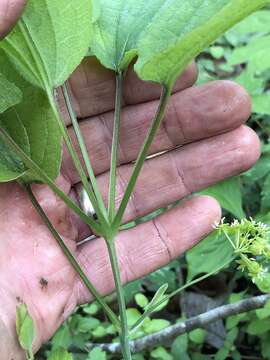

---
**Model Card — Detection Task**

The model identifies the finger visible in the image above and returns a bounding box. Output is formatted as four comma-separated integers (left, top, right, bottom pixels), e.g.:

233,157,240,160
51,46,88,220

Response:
0,0,26,39
75,195,221,303
63,81,251,182
59,58,197,120
73,125,260,240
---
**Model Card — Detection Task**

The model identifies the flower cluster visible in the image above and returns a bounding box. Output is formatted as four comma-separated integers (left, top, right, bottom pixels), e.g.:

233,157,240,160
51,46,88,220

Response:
214,218,270,282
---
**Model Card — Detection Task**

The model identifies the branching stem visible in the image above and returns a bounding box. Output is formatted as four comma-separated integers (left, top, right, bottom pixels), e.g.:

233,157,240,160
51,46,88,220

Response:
62,84,108,221
112,86,172,231
108,72,124,222
47,91,109,229
0,127,102,235
107,238,132,360
131,257,234,333
24,184,120,329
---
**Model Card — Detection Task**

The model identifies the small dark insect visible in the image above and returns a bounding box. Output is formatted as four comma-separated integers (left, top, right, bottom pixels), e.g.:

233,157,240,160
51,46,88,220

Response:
39,277,48,290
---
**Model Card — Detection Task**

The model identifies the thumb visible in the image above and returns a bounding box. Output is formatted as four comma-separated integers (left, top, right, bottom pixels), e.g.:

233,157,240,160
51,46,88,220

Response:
0,0,26,39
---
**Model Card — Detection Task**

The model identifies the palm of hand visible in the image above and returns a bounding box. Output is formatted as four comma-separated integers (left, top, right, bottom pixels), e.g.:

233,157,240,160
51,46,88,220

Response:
0,56,260,355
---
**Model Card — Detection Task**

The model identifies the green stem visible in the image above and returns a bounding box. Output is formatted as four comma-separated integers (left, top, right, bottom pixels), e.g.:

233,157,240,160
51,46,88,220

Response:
131,257,235,333
27,349,34,360
62,83,108,220
112,86,171,231
107,239,132,360
24,184,120,329
108,72,123,222
47,91,109,229
16,18,108,229
0,127,102,236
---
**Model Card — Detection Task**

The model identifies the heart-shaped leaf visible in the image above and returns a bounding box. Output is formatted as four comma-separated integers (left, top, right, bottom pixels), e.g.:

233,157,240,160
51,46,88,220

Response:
0,51,61,182
1,0,92,90
0,73,22,114
91,0,268,86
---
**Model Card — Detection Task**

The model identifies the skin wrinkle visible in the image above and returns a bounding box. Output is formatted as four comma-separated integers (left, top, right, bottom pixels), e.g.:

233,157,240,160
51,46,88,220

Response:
170,94,187,144
63,81,251,184
73,126,260,241
116,165,139,218
169,149,192,195
152,217,173,262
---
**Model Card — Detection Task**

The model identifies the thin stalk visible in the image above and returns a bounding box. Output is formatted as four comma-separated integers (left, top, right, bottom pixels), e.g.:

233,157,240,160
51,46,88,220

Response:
24,184,120,329
27,349,34,360
108,72,123,222
131,257,235,333
112,86,172,231
47,91,109,229
0,128,102,235
62,83,108,220
107,239,132,360
16,19,108,229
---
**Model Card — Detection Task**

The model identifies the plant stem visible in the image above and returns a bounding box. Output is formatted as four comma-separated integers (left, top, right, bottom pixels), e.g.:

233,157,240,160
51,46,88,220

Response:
27,349,34,360
107,239,132,359
47,90,109,229
24,184,120,329
62,83,108,221
0,127,102,235
108,72,123,222
16,19,108,229
112,86,171,231
131,257,235,333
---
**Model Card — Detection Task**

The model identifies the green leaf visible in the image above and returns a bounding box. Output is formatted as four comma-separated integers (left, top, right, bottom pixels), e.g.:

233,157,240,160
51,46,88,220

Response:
126,308,142,328
48,348,73,360
261,173,270,211
247,318,270,335
0,52,61,182
145,283,168,313
0,110,29,182
135,293,149,308
75,316,100,333
227,10,270,39
244,153,270,182
256,299,270,319
253,92,270,115
91,0,267,87
143,319,170,334
255,273,270,293
209,46,225,59
228,35,270,74
0,73,22,113
135,0,268,86
51,324,72,351
16,303,35,355
189,328,207,344
172,334,190,360
186,231,234,281
151,346,173,360
215,348,230,360
1,0,92,89
86,348,107,360
200,177,245,219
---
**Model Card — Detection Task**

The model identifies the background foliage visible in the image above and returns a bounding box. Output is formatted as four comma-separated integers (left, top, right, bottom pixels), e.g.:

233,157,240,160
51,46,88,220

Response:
37,8,270,360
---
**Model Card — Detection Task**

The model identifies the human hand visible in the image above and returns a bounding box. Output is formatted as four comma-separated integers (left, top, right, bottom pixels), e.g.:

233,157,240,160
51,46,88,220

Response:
0,2,260,359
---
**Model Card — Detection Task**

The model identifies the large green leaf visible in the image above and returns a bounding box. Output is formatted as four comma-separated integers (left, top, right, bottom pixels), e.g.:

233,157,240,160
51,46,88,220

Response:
1,0,92,89
0,74,22,114
186,231,234,281
0,52,61,182
200,177,245,219
90,0,268,86
0,111,29,182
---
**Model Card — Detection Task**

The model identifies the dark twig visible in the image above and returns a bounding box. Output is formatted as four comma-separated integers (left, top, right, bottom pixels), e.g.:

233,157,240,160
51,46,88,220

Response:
84,294,270,354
